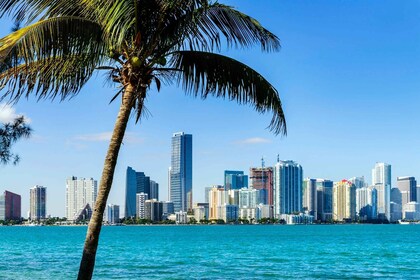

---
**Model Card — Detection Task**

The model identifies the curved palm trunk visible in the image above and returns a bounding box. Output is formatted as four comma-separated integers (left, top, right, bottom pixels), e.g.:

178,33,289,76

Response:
77,84,136,280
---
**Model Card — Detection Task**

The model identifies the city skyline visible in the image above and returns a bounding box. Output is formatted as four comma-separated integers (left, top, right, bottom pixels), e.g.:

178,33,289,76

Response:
1,0,420,217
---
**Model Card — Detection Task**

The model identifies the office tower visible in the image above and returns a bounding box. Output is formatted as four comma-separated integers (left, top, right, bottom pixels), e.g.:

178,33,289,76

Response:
402,202,420,220
316,179,333,221
238,188,259,208
136,193,148,219
65,177,97,221
356,187,377,220
333,180,356,221
303,178,317,218
348,177,367,188
371,162,391,221
125,166,154,218
149,180,159,200
224,170,248,190
250,164,273,205
170,132,193,212
0,190,21,221
390,202,402,222
397,177,417,207
106,204,120,224
162,201,175,217
273,159,303,217
29,185,46,221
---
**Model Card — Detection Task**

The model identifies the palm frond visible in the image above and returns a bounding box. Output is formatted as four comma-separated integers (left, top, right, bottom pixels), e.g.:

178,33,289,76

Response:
0,54,100,101
171,50,286,135
0,16,104,66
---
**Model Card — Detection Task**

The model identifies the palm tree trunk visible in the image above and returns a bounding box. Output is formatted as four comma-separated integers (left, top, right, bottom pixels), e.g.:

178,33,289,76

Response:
77,84,136,280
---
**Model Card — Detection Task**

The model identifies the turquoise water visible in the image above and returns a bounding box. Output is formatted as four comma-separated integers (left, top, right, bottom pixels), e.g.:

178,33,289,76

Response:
1,225,420,279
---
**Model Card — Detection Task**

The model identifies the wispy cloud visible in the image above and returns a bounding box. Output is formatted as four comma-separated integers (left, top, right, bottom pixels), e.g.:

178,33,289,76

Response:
236,137,272,145
73,132,144,144
0,103,31,124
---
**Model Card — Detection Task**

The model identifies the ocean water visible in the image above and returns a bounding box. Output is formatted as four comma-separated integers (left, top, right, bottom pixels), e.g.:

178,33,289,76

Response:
1,224,420,279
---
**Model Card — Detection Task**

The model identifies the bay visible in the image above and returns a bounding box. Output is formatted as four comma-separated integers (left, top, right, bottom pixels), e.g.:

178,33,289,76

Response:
1,224,419,279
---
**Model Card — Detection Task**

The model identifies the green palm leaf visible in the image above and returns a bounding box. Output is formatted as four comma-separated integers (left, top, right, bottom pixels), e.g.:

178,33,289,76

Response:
171,50,286,135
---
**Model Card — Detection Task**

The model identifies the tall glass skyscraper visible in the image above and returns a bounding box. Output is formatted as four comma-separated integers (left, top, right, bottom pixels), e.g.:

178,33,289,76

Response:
273,160,303,217
224,170,248,190
125,166,153,218
170,132,193,212
371,162,391,221
29,185,46,221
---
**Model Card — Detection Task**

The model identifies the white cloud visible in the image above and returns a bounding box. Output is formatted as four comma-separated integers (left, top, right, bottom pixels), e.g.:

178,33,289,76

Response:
0,103,31,124
236,137,272,144
73,131,144,144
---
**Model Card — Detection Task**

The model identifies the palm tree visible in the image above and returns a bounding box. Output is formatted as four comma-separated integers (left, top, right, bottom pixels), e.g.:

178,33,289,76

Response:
0,1,286,279
0,116,31,164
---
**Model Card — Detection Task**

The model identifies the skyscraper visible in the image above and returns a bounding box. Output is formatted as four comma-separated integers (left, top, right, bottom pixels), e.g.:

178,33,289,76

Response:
249,165,273,205
273,160,303,217
170,132,193,212
66,177,97,221
356,186,377,221
397,176,417,207
29,185,46,221
149,180,159,200
224,170,248,190
125,166,154,218
333,180,356,221
316,179,333,221
303,178,317,218
371,162,391,221
106,204,120,224
136,193,148,219
0,190,21,221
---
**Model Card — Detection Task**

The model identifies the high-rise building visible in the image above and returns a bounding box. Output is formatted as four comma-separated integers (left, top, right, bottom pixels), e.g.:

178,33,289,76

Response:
303,178,317,218
224,170,248,190
209,186,227,220
250,165,273,205
316,179,333,221
356,186,377,220
333,180,356,221
29,185,46,221
397,176,417,207
349,177,367,189
371,162,391,221
136,193,148,219
204,186,213,204
125,166,155,217
0,190,21,221
170,132,193,212
66,177,97,221
273,160,303,217
145,199,163,222
390,188,402,222
106,204,120,224
149,180,159,200
238,188,259,208
162,201,175,217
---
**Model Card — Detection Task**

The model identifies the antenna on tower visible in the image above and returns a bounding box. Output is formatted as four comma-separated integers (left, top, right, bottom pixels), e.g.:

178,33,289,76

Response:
277,154,280,163
261,156,265,169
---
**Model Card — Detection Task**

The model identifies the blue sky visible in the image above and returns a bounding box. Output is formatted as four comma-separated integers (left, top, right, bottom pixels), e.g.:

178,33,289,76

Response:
1,0,419,217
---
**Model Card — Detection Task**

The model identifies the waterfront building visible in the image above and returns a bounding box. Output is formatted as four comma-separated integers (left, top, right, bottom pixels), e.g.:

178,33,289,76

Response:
0,190,21,221
402,202,420,220
348,176,367,188
238,187,259,208
145,199,163,222
220,204,239,223
418,185,420,204
397,177,417,207
316,179,333,221
175,211,188,224
162,201,174,220
279,213,314,225
106,204,120,224
29,185,46,221
390,202,402,222
250,165,273,205
125,166,154,217
193,205,207,222
149,180,159,200
239,207,257,222
74,203,92,222
333,180,356,221
273,159,303,217
355,186,377,221
227,189,240,206
224,170,248,190
65,177,97,221
303,178,317,218
257,204,273,219
195,203,209,220
170,132,193,212
208,186,227,220
371,162,391,221
136,192,148,219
